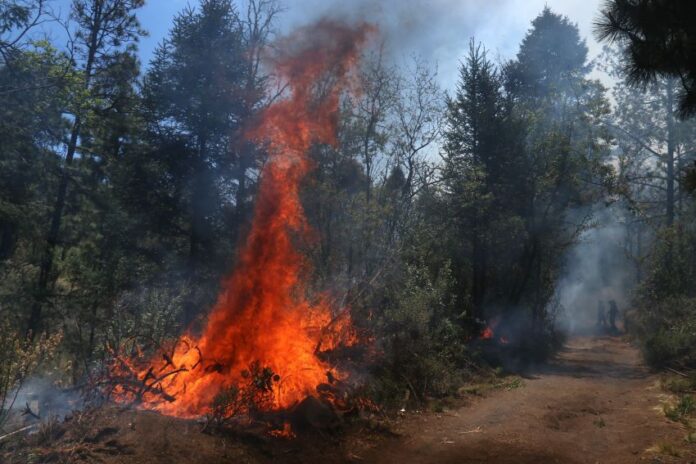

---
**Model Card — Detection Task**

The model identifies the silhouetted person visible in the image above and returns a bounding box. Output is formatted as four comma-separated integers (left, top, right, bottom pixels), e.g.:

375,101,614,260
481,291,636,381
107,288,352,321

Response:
608,300,619,331
597,300,607,329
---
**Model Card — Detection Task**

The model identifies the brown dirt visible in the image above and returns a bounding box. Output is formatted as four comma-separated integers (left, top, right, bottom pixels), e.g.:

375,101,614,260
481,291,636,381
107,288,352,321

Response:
3,335,695,463
363,335,696,464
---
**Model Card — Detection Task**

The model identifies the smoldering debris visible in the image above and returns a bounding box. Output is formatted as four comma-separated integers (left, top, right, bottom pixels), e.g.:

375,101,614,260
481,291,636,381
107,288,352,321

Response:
3,377,83,428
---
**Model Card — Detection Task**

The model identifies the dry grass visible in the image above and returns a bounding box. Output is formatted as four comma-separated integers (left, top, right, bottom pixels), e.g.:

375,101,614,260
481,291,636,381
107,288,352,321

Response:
648,441,682,458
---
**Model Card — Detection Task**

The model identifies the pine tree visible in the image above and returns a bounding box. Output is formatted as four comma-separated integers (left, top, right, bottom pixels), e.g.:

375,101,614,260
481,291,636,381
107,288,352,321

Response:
504,8,612,321
28,0,145,335
442,41,526,318
139,0,257,324
597,0,696,118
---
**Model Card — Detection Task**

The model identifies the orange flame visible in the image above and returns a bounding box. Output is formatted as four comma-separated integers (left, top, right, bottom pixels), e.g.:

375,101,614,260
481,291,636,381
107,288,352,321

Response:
480,326,494,340
116,21,373,418
478,317,509,344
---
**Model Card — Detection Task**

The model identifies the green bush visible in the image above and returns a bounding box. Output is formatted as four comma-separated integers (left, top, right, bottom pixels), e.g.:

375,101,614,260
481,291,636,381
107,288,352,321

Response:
630,226,696,369
368,262,472,408
631,296,696,368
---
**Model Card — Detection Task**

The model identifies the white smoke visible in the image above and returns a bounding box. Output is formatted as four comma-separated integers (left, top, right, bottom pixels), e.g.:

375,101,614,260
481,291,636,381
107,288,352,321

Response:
555,206,637,333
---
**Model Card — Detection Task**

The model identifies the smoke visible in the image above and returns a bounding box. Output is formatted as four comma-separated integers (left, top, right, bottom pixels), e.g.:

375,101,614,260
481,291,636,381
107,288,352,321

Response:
279,0,510,90
277,0,607,91
555,207,637,333
6,377,83,424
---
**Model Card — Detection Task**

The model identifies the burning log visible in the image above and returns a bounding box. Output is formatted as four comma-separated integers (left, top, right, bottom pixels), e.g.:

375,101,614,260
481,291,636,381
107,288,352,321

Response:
160,353,176,372
191,346,203,370
137,367,188,401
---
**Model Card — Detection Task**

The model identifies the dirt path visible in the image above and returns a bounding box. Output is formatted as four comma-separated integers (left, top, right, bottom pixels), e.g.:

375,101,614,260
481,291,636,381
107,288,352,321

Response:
364,336,696,464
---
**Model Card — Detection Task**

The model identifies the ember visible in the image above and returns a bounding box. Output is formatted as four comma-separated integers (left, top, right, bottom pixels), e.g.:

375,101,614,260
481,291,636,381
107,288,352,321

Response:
479,317,509,344
111,21,373,419
480,326,494,340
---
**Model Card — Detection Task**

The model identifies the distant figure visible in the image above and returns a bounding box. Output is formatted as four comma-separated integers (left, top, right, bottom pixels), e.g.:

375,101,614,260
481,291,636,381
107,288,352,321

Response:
608,300,619,331
597,300,607,329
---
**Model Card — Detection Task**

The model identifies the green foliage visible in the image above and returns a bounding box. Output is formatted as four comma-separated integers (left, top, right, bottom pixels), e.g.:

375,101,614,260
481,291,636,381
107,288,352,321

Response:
506,6,589,99
630,224,696,369
597,0,696,118
632,296,696,368
369,261,470,406
663,374,696,395
440,10,611,338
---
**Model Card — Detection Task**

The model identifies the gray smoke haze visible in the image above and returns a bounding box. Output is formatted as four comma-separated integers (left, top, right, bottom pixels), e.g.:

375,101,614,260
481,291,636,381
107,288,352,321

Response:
2,377,83,433
277,0,607,91
281,0,504,87
555,207,637,333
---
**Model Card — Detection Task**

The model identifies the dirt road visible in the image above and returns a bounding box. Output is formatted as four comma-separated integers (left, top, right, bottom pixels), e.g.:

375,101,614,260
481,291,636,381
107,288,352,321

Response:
364,336,696,464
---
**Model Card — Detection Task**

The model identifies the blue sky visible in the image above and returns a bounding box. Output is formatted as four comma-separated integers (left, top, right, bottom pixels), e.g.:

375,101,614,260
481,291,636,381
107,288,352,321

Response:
47,0,607,91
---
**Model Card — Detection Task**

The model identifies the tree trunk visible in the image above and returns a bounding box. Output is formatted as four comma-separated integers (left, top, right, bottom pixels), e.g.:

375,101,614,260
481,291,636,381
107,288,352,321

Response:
28,118,82,335
0,221,16,261
666,79,676,227
471,226,487,319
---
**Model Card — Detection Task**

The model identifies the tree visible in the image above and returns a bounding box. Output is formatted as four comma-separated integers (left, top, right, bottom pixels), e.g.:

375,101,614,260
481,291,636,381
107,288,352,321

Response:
0,0,51,65
506,6,589,101
442,40,520,318
503,8,612,324
28,0,145,335
139,0,263,324
596,0,696,118
607,65,694,227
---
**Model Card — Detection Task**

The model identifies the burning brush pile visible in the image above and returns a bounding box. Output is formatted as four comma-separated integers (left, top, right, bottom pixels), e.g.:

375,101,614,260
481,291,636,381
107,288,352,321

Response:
100,22,377,436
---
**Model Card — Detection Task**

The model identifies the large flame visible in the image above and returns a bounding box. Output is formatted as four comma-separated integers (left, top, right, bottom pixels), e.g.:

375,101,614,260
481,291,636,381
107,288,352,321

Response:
116,21,373,418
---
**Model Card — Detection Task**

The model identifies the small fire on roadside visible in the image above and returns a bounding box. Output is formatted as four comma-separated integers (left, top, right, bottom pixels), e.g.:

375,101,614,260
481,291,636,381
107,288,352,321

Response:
479,317,509,344
108,20,375,430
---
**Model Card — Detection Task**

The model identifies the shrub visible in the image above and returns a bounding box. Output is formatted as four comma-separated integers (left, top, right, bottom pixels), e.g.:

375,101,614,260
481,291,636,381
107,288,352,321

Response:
0,318,62,427
631,296,696,368
369,262,471,408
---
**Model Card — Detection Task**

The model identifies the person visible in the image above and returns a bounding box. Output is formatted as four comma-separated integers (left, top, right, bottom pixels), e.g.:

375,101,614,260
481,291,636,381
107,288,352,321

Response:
597,300,607,329
608,300,619,331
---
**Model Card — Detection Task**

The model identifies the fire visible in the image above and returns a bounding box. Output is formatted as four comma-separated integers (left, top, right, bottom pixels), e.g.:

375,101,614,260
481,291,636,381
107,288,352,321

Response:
479,317,509,344
113,21,373,418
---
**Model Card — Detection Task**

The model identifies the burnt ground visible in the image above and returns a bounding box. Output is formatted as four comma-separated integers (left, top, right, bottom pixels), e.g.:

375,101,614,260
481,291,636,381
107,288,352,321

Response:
3,335,696,463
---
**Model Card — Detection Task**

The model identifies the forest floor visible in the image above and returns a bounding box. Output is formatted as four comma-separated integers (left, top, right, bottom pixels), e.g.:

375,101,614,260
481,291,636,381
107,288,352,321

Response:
4,334,696,463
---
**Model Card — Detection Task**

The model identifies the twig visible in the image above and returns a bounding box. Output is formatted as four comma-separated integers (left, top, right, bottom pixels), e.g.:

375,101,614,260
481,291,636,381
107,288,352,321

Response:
667,367,689,378
401,374,420,404
0,424,38,443
458,426,483,434
21,402,40,420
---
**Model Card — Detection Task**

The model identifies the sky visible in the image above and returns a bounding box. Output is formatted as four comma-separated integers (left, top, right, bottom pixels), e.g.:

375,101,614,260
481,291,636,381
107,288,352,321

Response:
47,0,608,91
